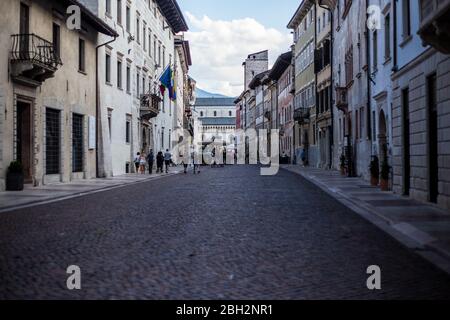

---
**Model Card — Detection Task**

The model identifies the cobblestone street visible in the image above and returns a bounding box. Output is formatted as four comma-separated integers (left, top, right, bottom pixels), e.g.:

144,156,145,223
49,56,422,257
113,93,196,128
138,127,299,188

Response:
1,166,450,300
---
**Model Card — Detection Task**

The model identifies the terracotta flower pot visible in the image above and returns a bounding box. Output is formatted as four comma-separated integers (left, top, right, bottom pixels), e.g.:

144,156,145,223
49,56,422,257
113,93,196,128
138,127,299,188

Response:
371,176,379,187
380,179,389,191
6,172,24,191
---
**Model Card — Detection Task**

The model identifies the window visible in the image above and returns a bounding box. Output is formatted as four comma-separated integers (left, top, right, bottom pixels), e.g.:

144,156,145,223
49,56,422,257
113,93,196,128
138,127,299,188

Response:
117,0,122,25
136,15,140,44
214,111,217,117
355,109,359,139
126,6,130,32
360,107,364,139
402,0,411,38
117,59,122,89
125,118,131,143
136,71,140,97
142,76,146,94
105,53,111,84
143,22,147,51
52,23,60,59
200,111,204,117
46,108,60,175
229,111,232,117
72,114,83,173
158,43,161,65
106,0,111,15
153,36,157,60
384,14,391,60
148,29,152,57
163,46,166,67
345,46,353,85
108,109,112,140
126,64,131,93
78,38,85,72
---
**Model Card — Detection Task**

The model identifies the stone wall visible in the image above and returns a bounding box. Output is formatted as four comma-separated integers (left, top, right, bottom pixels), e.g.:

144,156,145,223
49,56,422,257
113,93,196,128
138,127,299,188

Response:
392,49,450,210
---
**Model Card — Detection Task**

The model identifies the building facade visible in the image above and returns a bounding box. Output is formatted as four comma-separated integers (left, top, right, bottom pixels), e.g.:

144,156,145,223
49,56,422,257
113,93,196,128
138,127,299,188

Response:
269,52,294,162
391,0,450,209
80,0,188,176
367,0,394,189
329,0,372,179
0,0,116,191
315,1,333,168
195,97,236,146
288,0,317,166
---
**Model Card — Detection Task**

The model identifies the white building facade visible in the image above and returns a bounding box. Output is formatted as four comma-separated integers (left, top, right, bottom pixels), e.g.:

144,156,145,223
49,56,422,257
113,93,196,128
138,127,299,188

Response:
80,0,188,175
368,0,394,187
391,0,450,209
194,97,236,145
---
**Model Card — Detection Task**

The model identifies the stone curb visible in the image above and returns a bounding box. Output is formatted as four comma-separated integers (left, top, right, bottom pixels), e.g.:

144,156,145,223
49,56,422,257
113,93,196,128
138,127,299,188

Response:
282,166,450,275
0,172,182,214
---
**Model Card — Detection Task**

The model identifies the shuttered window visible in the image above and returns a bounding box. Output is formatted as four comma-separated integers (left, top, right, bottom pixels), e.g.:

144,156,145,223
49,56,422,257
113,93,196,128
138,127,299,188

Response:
46,108,60,174
72,114,84,173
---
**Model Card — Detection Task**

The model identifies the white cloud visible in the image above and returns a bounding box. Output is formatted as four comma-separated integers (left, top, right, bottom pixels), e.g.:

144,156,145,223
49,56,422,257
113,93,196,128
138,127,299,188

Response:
184,12,292,97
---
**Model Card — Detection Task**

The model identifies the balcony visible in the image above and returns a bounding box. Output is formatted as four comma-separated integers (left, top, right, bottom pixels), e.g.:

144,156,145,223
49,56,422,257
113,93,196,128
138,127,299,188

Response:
185,106,192,118
335,87,349,113
294,108,310,125
140,93,161,120
10,34,62,87
418,0,450,54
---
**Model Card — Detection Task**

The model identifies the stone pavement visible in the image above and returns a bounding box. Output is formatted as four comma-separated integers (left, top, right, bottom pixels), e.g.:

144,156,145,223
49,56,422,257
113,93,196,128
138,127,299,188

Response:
282,165,450,274
1,165,450,299
0,170,181,213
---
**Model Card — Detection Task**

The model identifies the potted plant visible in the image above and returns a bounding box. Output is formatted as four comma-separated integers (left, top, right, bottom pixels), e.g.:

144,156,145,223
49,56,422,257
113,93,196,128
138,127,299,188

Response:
340,154,346,175
369,156,380,186
6,161,24,191
380,159,390,192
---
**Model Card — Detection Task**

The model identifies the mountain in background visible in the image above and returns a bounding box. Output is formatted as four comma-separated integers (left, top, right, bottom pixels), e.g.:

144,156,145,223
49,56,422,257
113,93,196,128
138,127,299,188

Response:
196,88,229,98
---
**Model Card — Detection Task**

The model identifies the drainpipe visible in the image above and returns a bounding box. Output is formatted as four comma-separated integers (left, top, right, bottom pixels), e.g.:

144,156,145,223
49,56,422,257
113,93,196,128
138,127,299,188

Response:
319,0,334,169
366,0,372,145
392,0,398,72
96,35,117,178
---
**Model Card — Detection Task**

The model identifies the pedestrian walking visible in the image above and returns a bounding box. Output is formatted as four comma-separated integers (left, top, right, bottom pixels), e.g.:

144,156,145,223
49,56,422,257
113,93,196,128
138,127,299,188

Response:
211,147,216,168
164,149,172,173
179,154,189,174
301,148,307,167
139,154,146,174
134,152,141,174
146,149,155,175
156,151,164,174
192,150,200,175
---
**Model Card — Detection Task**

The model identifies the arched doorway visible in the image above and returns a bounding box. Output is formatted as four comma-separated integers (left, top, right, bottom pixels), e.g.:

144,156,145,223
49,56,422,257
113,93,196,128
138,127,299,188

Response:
142,127,147,153
378,110,387,162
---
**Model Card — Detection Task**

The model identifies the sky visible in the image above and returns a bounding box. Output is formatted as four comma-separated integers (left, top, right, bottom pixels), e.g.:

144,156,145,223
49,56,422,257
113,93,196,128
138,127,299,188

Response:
178,0,301,97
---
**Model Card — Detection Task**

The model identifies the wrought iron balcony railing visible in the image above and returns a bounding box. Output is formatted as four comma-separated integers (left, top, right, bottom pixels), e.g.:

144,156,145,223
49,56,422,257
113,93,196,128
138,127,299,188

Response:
11,34,62,69
418,0,450,54
140,93,161,120
10,34,62,86
294,108,310,124
335,86,349,113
